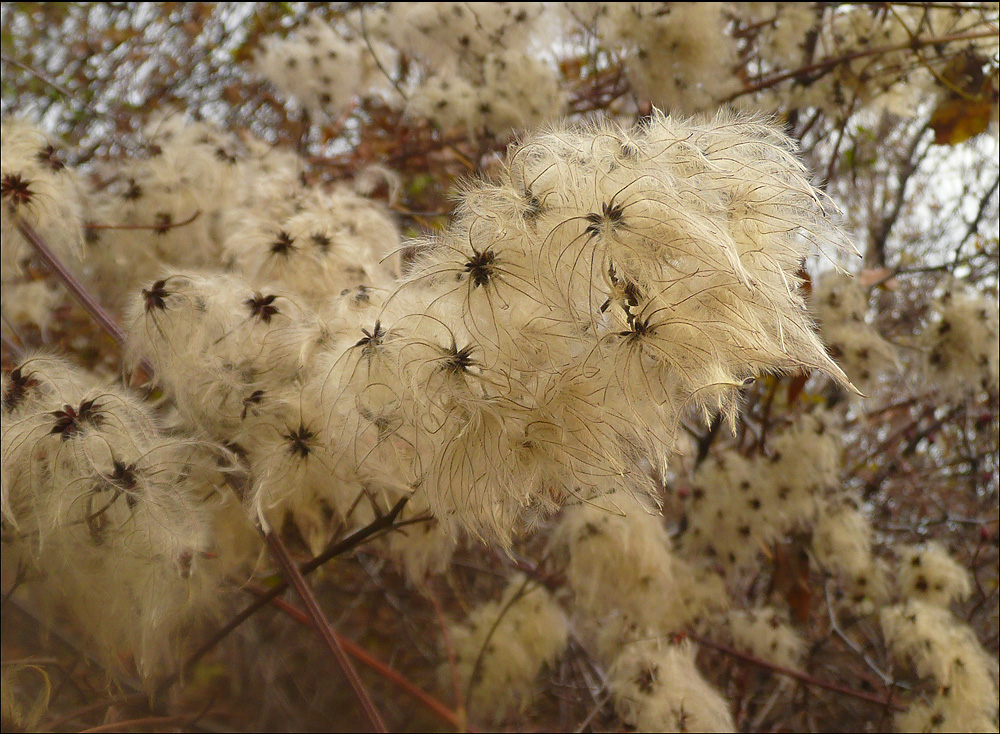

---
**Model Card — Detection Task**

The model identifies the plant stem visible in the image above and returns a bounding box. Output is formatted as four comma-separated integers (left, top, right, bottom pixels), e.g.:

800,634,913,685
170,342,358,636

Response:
727,29,998,100
155,497,415,700
254,586,471,731
686,632,905,710
261,528,388,732
15,218,128,348
85,209,200,231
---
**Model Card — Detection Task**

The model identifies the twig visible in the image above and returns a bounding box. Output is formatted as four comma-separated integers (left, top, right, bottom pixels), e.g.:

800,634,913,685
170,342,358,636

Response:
354,553,434,659
0,52,82,105
261,527,388,733
869,122,931,268
5,598,145,696
14,218,128,347
894,250,998,277
726,29,999,101
858,404,965,497
84,209,201,231
752,377,782,455
464,575,534,714
823,581,894,686
357,5,408,103
694,412,724,468
821,94,859,186
750,677,793,731
427,586,465,721
956,171,1000,264
155,497,415,700
249,585,472,732
574,692,611,734
686,632,905,710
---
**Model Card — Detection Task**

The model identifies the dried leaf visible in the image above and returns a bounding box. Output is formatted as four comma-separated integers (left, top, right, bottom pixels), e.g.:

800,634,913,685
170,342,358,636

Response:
857,267,898,291
787,373,809,405
772,535,812,624
796,265,812,298
930,97,993,145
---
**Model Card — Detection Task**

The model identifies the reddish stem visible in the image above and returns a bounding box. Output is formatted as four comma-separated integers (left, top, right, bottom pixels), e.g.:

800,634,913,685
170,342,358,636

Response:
261,528,388,733
427,586,465,720
154,498,414,702
250,586,472,732
15,217,127,347
686,632,905,710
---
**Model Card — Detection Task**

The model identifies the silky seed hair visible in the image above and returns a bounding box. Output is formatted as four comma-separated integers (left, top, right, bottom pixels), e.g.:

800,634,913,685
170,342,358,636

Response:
443,574,569,723
1,354,228,676
881,599,998,731
607,637,735,733
194,110,857,546
1,120,83,280
898,541,973,608
920,283,1000,399
120,113,856,550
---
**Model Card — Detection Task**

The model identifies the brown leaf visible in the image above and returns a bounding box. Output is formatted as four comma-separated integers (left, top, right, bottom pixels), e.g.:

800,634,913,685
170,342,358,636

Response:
559,57,585,80
939,52,987,95
796,264,812,297
857,267,898,290
221,84,242,106
930,97,993,146
772,534,812,624
787,373,809,406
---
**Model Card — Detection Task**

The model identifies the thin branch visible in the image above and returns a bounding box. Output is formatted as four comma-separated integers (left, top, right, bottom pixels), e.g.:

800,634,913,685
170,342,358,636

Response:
84,209,201,231
726,29,999,101
0,52,82,105
893,250,997,277
821,94,859,186
5,598,144,695
14,218,128,348
41,696,144,733
154,496,415,701
250,585,471,731
957,170,1000,262
752,376,782,455
824,581,895,686
357,5,408,103
868,2,997,9
261,527,388,733
575,692,612,734
464,575,534,715
694,412,725,468
686,632,905,710
869,122,931,268
427,585,465,719
301,496,414,576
